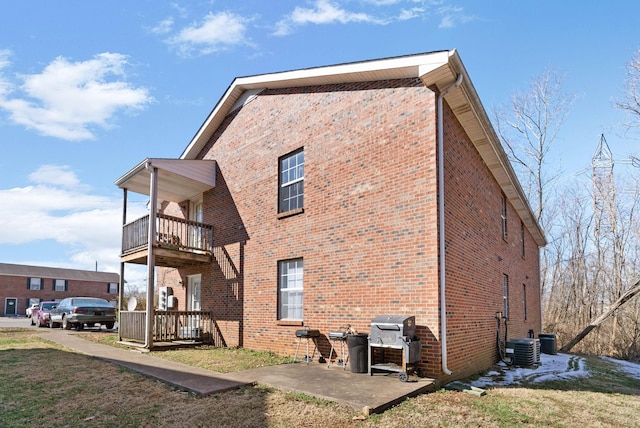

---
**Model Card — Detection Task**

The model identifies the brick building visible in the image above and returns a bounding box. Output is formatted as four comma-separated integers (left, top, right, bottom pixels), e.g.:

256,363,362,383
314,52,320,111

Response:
0,263,119,316
116,50,546,381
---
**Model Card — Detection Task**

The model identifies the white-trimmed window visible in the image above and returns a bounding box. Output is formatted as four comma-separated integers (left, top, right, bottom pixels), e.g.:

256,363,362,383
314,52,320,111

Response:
503,274,509,319
28,278,42,290
278,258,304,320
278,149,304,213
523,283,527,320
108,283,118,294
520,221,525,258
501,193,508,239
54,279,67,292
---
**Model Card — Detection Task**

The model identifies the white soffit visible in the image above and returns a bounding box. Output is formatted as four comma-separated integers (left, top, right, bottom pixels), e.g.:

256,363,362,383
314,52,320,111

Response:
115,158,216,201
426,53,546,246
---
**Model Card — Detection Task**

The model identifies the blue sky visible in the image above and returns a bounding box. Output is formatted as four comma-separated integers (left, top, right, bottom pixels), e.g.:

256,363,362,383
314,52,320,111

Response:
0,1,638,289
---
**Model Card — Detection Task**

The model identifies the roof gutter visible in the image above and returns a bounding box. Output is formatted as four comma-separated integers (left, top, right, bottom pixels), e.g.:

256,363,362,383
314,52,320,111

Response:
437,73,463,376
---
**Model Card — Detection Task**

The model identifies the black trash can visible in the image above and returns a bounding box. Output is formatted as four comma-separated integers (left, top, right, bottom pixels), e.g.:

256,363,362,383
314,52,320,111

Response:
347,333,369,373
538,333,557,355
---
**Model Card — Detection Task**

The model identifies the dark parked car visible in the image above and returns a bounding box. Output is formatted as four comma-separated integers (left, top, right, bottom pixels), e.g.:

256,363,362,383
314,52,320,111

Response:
49,297,116,330
31,301,58,328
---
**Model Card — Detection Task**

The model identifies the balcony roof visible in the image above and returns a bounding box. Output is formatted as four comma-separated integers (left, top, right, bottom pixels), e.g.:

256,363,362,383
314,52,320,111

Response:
115,158,216,202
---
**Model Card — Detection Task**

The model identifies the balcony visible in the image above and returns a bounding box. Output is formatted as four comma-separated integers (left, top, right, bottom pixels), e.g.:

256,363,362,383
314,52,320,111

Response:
121,213,213,267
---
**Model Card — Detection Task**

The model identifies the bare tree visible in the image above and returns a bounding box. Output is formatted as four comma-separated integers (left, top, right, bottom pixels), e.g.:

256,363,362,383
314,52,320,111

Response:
560,278,640,353
617,49,640,129
493,69,576,230
493,69,576,304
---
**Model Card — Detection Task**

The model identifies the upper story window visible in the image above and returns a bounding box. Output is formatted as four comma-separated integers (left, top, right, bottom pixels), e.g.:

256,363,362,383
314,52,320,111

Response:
54,279,67,292
28,278,42,290
279,149,304,213
278,258,304,320
108,283,118,294
501,193,508,239
520,221,525,258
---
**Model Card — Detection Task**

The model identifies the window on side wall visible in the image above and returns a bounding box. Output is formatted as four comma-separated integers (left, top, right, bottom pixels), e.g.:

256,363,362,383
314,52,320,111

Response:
503,274,509,319
28,278,42,290
108,283,118,294
53,279,67,292
278,258,303,320
523,283,527,320
278,149,304,213
520,221,525,258
501,193,508,240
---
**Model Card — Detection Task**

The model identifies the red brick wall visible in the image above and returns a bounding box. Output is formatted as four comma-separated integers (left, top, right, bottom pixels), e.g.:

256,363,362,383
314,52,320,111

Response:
441,103,542,379
159,78,542,380
1,275,118,316
165,78,442,357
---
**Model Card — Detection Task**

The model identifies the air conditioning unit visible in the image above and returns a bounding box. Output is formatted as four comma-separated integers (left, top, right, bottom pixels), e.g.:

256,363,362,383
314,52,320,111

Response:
506,338,540,367
167,295,177,309
158,286,174,310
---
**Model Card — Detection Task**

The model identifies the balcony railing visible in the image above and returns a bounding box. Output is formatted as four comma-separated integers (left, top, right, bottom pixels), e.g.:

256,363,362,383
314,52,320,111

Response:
122,213,213,255
119,310,225,347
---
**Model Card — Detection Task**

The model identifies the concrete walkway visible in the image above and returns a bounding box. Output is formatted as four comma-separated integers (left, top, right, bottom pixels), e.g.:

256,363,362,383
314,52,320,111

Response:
39,329,437,414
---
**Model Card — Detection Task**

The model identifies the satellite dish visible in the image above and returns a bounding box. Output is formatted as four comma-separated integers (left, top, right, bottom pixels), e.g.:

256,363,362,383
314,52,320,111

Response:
127,296,138,311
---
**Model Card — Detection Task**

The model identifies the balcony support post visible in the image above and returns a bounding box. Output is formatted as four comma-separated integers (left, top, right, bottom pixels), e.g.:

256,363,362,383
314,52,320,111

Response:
119,188,128,342
145,165,158,349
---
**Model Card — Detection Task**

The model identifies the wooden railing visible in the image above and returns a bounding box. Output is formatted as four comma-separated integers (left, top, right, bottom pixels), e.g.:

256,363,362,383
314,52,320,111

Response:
121,213,213,255
119,310,224,347
119,311,146,341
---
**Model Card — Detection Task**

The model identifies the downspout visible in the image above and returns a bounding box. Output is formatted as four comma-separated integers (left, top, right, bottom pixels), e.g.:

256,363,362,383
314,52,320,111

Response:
144,161,158,349
437,73,463,376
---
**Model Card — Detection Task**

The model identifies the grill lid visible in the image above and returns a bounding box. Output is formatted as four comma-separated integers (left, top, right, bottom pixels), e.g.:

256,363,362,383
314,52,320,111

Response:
371,315,415,326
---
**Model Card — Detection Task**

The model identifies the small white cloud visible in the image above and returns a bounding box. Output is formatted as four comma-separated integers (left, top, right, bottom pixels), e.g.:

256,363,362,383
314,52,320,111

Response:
166,11,251,56
398,6,426,20
363,0,402,5
0,53,152,141
0,49,12,69
274,0,380,36
437,5,475,29
0,165,148,273
150,17,175,35
28,165,82,188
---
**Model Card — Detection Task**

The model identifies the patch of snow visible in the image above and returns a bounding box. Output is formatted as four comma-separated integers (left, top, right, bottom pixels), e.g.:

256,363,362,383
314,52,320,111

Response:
470,353,640,388
599,356,640,379
471,353,589,388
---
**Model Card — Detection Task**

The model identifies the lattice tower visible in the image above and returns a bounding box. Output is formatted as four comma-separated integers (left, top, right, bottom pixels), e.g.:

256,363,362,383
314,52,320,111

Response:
592,134,615,234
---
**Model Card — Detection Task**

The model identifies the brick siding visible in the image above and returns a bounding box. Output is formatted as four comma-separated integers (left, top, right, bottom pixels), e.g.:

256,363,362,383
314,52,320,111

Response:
1,275,118,316
158,78,541,380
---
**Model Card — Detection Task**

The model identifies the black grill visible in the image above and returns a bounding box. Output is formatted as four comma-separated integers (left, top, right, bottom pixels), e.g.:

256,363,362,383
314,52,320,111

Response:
369,315,422,381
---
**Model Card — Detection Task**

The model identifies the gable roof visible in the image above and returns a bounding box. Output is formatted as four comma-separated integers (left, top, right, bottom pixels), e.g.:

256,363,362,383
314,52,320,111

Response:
0,263,119,283
181,49,546,247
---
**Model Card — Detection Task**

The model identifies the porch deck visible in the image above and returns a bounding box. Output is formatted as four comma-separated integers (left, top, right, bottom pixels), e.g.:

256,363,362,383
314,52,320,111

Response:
119,310,225,348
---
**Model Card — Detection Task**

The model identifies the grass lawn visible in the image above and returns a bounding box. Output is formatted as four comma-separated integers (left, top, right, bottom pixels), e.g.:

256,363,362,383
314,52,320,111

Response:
1,328,639,427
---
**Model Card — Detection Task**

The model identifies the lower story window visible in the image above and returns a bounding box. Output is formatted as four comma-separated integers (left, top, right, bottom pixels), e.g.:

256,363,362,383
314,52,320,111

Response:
278,258,303,320
503,274,509,319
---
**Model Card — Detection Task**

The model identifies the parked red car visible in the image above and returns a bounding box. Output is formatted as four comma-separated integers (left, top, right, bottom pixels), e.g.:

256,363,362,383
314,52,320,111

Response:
30,301,58,328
